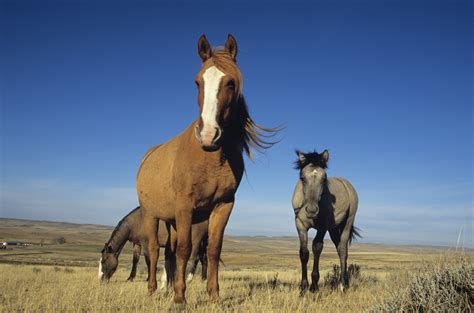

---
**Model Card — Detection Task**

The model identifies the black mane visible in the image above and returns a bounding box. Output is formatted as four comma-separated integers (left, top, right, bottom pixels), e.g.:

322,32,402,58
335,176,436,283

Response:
294,150,328,170
106,206,140,248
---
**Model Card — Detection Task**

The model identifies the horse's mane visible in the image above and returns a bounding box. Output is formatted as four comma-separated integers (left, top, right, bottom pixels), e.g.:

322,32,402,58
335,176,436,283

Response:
211,49,281,160
294,150,328,170
106,206,140,247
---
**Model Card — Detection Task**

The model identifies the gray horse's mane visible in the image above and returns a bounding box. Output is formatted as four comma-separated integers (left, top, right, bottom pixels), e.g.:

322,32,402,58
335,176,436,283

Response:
294,150,328,170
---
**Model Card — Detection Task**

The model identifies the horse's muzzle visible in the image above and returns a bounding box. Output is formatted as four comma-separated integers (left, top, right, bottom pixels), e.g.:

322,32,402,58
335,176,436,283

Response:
194,124,222,151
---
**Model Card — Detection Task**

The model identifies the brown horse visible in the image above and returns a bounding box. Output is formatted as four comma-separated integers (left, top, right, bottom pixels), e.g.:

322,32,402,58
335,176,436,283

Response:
136,34,278,304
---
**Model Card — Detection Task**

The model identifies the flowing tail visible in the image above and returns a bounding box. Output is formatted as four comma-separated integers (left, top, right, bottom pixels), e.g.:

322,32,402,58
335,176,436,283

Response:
349,225,362,245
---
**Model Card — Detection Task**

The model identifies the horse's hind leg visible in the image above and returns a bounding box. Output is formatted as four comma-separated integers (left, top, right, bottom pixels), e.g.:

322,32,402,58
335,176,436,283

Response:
310,229,326,292
127,243,141,282
186,243,200,282
331,218,353,291
144,253,151,281
164,222,176,289
199,236,208,280
144,216,160,294
295,219,309,295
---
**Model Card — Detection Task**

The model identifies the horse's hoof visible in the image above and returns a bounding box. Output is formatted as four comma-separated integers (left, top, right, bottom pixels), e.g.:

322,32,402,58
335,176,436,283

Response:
309,285,319,293
173,295,186,305
209,295,220,304
338,283,346,293
171,302,187,311
127,277,134,282
148,285,157,295
299,280,309,295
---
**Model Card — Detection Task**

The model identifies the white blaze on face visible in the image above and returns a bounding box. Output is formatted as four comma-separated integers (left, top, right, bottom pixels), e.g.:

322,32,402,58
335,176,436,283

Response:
98,258,103,280
201,66,225,146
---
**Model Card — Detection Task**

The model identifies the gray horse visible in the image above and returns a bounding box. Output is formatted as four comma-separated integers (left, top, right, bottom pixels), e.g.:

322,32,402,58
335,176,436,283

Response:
292,149,360,294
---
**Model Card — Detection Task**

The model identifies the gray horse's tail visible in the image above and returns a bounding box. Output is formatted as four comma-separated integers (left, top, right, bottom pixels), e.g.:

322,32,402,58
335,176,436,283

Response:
349,225,362,245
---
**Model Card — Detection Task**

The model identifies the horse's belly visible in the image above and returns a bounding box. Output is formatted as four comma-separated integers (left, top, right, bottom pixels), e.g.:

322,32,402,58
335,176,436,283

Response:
137,145,179,221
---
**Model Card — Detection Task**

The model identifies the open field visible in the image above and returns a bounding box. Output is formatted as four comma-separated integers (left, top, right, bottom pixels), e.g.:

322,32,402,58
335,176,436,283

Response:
0,218,472,312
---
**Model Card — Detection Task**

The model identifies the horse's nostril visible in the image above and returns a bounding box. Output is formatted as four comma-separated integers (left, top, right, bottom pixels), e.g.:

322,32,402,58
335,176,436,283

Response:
213,127,222,143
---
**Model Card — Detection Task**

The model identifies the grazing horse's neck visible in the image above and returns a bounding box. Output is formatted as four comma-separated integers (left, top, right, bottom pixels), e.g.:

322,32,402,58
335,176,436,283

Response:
107,221,131,256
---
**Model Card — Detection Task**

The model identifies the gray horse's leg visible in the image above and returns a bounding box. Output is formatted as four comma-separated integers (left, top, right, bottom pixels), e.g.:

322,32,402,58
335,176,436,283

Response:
310,229,326,292
127,243,141,282
331,219,353,291
329,228,342,288
296,219,309,294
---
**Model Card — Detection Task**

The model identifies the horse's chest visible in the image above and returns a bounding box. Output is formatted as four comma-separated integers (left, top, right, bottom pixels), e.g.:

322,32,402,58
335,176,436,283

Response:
176,162,240,210
191,175,238,210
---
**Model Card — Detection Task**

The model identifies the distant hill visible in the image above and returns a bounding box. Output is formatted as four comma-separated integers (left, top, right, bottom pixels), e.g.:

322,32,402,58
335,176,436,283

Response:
0,218,113,245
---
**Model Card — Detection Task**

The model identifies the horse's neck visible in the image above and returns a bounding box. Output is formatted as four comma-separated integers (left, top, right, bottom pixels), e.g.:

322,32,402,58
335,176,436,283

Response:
108,222,131,256
183,122,244,167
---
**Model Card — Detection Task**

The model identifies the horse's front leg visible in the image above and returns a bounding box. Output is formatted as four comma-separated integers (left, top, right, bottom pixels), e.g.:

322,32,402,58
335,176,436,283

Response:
207,201,234,303
127,243,141,282
310,229,326,292
296,218,309,295
144,216,160,294
173,208,193,304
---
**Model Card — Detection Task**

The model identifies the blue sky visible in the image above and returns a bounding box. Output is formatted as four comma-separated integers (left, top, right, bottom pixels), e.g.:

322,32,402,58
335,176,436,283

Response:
1,0,472,247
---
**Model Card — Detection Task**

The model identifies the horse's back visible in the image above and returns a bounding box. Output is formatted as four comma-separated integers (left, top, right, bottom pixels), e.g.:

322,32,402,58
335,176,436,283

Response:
325,177,358,223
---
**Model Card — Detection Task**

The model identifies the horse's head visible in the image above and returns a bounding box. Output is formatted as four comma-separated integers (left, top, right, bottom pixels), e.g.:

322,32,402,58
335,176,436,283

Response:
194,34,242,151
98,243,118,281
295,149,329,218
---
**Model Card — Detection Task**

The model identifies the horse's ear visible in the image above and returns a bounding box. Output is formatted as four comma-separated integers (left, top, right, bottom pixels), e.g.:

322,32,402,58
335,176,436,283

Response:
198,34,212,62
296,150,305,162
322,149,329,164
224,34,238,61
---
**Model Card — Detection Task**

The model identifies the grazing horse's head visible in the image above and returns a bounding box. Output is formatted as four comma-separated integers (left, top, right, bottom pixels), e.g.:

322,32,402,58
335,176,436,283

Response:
98,243,118,281
194,34,242,151
295,150,329,218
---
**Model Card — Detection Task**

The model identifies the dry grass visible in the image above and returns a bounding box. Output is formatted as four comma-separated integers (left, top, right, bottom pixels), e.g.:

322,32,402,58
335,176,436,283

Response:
1,256,472,312
0,264,380,312
0,218,472,312
371,257,473,312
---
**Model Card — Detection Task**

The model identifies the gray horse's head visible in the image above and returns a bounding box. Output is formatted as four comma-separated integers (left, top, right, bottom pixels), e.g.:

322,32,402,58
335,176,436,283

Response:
295,149,329,218
98,243,118,281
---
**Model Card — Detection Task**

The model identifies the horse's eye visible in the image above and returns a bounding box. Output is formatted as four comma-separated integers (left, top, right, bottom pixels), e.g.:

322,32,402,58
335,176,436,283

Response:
195,81,200,88
227,80,235,90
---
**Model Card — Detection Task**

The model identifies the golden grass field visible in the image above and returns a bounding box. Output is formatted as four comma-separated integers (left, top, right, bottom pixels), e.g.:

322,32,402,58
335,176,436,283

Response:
0,218,472,312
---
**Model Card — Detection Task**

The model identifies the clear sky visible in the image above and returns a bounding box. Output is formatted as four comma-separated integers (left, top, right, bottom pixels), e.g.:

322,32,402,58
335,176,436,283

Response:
1,0,472,247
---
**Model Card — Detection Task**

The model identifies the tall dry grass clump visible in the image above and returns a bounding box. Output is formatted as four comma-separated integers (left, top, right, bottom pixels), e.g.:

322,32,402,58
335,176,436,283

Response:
371,257,473,312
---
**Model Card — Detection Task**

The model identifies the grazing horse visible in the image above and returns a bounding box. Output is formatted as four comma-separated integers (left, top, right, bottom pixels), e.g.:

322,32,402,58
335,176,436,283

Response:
136,34,279,304
292,150,360,294
98,207,209,285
